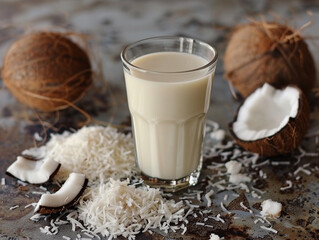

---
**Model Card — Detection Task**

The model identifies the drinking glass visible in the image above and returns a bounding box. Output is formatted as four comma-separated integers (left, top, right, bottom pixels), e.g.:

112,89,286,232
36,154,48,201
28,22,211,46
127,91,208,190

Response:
121,36,218,191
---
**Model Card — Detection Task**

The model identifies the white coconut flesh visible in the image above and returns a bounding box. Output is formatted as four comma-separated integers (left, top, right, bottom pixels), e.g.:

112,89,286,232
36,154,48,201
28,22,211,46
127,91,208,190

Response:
6,156,60,184
35,173,86,212
233,83,299,141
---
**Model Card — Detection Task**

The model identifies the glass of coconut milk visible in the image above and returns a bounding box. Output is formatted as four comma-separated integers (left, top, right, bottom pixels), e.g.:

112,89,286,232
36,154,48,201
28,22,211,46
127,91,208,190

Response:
121,36,218,191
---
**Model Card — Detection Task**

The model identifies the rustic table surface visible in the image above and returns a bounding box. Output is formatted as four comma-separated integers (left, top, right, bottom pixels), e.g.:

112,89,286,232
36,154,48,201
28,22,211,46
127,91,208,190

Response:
0,0,319,239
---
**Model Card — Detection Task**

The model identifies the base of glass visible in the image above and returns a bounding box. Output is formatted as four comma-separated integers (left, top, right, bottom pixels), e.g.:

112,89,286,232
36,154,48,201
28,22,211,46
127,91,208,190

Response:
140,162,202,192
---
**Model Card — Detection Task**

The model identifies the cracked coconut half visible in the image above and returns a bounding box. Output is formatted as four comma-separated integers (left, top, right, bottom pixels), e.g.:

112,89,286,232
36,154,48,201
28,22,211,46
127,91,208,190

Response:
229,83,309,157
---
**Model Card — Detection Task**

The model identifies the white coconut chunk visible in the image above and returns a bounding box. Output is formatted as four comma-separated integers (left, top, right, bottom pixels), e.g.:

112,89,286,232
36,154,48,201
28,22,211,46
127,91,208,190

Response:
209,233,220,240
229,174,251,184
233,83,300,141
6,156,60,184
35,173,86,212
210,129,226,141
260,199,282,218
225,160,242,174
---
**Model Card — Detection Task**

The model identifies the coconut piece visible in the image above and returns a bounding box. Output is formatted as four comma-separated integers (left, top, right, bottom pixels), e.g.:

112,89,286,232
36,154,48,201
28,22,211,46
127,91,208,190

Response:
225,160,242,174
6,156,61,184
229,174,251,184
260,199,282,218
229,84,309,157
35,173,88,214
209,233,220,240
224,21,316,98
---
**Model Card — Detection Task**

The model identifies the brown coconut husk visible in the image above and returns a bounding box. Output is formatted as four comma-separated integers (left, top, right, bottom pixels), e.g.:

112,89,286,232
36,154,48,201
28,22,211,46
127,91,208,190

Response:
1,31,92,112
224,19,316,98
229,85,310,157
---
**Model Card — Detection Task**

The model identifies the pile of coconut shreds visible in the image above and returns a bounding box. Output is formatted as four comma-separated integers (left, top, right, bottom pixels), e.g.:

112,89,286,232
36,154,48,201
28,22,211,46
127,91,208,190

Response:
23,126,136,182
7,123,319,239
23,125,189,239
78,179,186,238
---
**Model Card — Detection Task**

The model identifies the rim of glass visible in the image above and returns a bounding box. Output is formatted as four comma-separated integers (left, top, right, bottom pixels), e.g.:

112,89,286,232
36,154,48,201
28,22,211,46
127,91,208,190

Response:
121,36,218,74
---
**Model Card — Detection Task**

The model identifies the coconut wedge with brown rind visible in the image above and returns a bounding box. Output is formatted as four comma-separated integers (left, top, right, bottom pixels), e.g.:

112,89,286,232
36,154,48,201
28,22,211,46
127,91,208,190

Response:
229,83,309,157
35,172,88,214
6,156,61,184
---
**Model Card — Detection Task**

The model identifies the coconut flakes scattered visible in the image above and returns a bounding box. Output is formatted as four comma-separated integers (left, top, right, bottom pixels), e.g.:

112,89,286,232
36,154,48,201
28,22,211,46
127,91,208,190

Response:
260,225,278,234
9,205,19,210
220,202,231,215
17,180,28,186
223,194,228,201
30,213,43,221
240,201,253,214
271,161,290,166
204,190,214,207
25,202,38,209
210,129,226,142
1,178,5,185
77,179,187,239
208,214,225,223
31,191,47,195
251,191,261,199
22,126,135,183
293,166,311,176
39,186,47,191
280,180,293,191
11,119,318,239
40,226,56,235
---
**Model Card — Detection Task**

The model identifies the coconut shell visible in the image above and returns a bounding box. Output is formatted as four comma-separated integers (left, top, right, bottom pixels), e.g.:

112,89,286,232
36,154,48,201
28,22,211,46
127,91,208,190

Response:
224,22,316,98
1,32,92,112
229,86,310,157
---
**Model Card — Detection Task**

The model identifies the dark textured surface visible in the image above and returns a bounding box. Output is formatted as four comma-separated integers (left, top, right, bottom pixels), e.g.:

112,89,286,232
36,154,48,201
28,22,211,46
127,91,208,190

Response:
0,0,319,239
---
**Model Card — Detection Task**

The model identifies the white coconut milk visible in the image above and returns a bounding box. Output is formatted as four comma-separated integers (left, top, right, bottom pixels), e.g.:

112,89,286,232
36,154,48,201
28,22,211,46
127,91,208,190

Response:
125,52,213,180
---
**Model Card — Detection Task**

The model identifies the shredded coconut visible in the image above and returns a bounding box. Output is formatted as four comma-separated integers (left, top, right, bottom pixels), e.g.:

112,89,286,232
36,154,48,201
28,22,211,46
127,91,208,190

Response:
17,180,28,186
204,190,214,207
22,126,135,183
280,180,293,191
9,205,19,210
260,225,278,234
208,214,225,223
77,179,187,239
294,166,311,176
240,201,253,214
220,202,231,215
25,202,37,209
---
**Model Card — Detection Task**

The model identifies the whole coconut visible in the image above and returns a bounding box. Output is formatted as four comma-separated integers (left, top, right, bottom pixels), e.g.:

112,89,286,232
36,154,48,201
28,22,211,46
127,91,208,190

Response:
224,22,316,98
1,32,92,112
